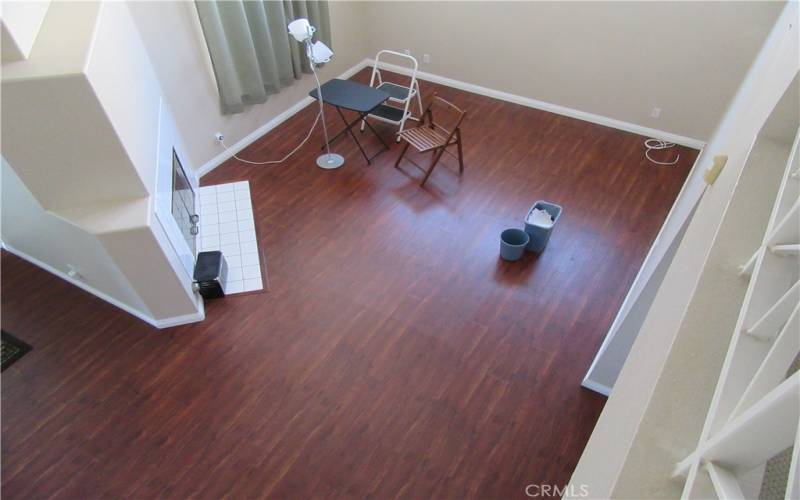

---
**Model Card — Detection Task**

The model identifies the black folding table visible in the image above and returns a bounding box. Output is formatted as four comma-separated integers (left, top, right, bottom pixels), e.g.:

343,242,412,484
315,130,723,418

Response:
310,79,391,164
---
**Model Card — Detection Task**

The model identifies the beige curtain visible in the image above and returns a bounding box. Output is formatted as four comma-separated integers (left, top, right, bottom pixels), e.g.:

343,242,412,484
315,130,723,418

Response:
195,0,331,115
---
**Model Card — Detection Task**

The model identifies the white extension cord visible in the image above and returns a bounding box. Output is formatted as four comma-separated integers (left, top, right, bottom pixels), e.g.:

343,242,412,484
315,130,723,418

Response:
644,138,680,166
217,110,322,165
220,116,679,168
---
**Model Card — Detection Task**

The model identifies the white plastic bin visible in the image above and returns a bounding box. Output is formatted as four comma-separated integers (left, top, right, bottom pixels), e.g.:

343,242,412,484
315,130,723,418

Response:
524,201,562,252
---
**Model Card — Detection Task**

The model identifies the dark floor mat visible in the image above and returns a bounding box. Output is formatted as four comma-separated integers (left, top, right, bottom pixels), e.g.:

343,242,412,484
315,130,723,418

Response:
1,330,32,371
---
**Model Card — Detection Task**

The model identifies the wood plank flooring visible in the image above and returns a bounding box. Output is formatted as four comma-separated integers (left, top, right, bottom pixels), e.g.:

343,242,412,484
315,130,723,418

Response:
1,68,697,499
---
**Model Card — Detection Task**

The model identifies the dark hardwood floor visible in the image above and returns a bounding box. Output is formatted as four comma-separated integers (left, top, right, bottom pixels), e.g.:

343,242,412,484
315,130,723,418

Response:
1,68,697,499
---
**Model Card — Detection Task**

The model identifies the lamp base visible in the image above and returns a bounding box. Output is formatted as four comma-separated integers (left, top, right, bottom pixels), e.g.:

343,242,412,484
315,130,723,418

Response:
316,153,344,169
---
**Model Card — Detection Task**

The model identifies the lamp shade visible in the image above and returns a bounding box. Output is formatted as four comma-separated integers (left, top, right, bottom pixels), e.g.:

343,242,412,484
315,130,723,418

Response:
309,40,333,64
287,18,314,42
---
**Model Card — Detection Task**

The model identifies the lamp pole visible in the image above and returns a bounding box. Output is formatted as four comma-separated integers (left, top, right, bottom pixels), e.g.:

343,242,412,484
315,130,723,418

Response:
305,36,344,169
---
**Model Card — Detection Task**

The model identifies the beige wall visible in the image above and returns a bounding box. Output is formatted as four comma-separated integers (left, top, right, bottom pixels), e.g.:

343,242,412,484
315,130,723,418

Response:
127,1,780,173
127,1,367,173
363,1,783,142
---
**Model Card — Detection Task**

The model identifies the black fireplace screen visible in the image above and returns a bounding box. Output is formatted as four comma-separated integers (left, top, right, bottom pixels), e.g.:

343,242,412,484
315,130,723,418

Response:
171,150,197,258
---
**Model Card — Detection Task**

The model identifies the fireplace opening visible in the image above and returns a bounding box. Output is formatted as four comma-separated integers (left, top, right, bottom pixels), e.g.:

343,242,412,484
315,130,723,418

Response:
171,149,197,259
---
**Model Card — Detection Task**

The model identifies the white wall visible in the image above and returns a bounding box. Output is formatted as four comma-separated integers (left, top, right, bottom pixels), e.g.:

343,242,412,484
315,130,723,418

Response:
568,2,799,497
362,1,782,143
126,0,367,173
1,157,150,316
1,1,149,214
582,206,694,393
1,1,202,327
0,0,50,62
86,0,165,196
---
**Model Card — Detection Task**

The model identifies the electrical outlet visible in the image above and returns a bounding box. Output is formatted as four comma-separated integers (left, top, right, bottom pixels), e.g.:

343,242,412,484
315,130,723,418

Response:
403,49,411,56
650,107,662,119
214,132,224,143
423,54,431,64
66,264,84,281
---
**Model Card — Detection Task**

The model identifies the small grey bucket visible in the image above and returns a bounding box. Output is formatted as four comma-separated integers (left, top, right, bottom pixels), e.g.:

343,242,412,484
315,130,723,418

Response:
524,201,562,253
500,228,530,261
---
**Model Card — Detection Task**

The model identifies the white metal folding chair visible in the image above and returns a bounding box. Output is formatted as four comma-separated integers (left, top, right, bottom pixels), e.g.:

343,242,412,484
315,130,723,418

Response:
360,50,424,142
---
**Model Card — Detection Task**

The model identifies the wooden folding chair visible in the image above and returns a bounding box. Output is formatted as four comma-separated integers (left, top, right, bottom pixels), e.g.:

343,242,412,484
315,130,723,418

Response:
394,94,466,187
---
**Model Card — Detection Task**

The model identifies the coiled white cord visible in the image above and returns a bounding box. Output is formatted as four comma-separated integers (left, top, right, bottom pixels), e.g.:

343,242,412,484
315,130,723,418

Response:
219,110,322,165
644,138,680,166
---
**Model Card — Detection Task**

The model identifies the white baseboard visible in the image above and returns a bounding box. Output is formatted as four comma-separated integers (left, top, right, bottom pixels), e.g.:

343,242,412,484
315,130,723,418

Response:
197,58,373,178
1,243,205,329
154,308,205,329
372,60,706,150
581,377,613,397
197,56,703,178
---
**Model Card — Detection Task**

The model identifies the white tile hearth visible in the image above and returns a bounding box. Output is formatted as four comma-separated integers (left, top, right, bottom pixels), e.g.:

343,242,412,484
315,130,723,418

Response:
197,181,263,295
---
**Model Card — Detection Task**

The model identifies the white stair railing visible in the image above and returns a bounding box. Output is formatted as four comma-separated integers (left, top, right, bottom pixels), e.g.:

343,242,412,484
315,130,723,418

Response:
674,126,800,499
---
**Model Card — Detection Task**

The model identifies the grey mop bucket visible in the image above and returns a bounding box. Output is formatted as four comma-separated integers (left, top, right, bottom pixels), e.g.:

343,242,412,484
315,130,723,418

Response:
500,229,530,261
524,201,562,252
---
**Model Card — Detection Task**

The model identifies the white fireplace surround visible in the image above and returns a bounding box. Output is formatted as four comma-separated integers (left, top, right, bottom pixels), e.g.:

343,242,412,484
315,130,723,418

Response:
155,98,199,280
